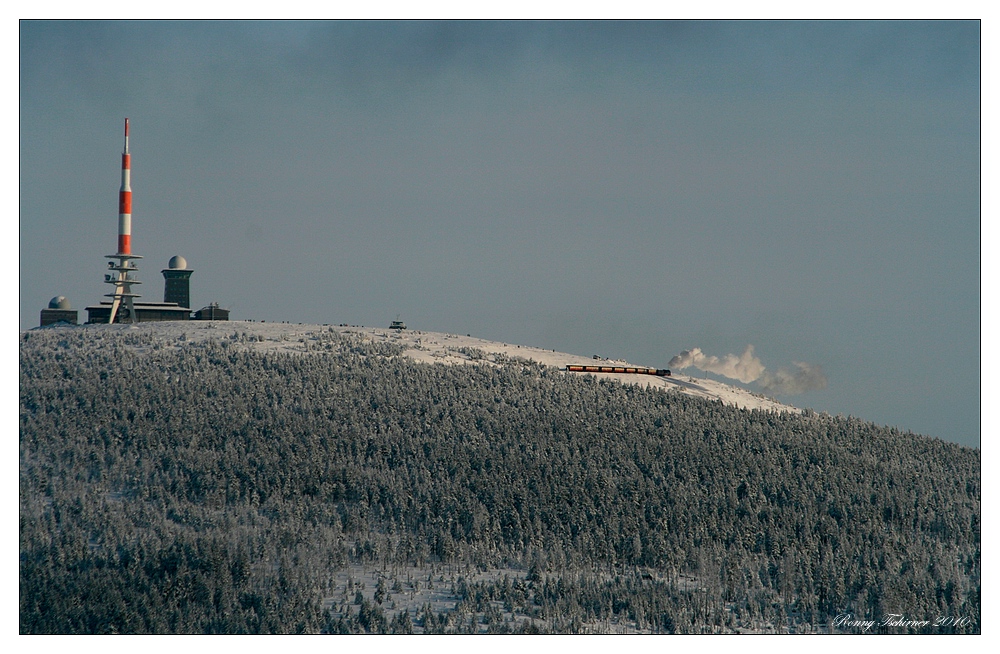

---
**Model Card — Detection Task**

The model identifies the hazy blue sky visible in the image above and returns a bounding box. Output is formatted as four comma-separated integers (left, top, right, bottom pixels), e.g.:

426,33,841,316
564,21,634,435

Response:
19,21,980,447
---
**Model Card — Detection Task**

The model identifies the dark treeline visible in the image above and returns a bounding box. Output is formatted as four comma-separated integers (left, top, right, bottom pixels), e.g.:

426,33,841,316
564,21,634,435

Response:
19,327,980,633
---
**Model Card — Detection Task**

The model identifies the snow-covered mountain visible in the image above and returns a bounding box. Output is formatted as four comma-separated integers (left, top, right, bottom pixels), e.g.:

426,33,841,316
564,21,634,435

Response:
21,318,980,634
47,319,800,415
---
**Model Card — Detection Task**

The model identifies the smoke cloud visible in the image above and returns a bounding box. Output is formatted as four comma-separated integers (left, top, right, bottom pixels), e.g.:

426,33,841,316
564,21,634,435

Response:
757,362,828,395
668,345,827,395
668,345,765,384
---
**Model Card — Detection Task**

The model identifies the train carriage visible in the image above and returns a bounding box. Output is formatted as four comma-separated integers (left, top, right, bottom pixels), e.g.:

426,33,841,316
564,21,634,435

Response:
566,364,670,377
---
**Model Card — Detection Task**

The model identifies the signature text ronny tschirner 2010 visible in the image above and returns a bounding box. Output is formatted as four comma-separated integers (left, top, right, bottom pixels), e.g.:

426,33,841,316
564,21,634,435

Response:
833,613,974,632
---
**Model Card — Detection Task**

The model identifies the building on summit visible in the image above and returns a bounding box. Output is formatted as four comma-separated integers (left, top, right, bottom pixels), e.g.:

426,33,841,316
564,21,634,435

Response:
39,120,230,327
39,296,78,326
83,255,227,324
194,302,229,321
162,255,192,308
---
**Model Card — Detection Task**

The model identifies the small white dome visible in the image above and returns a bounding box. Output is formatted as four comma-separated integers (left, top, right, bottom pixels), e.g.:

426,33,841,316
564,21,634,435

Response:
168,255,188,269
48,296,71,310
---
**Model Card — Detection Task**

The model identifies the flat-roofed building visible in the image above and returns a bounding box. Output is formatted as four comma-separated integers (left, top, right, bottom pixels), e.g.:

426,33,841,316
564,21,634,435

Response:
193,302,229,321
85,301,191,324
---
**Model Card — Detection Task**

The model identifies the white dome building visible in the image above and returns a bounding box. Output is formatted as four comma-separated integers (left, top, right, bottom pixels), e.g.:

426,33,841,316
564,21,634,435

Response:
40,296,78,326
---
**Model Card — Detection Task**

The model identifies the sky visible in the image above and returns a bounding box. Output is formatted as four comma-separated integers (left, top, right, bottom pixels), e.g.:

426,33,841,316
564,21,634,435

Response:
18,20,981,448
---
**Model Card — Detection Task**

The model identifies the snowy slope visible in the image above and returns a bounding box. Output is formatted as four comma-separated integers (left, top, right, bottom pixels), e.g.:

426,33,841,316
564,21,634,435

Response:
33,319,801,415
377,326,797,414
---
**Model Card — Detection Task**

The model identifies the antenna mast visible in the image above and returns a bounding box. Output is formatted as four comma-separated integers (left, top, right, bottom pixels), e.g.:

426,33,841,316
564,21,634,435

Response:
105,118,142,323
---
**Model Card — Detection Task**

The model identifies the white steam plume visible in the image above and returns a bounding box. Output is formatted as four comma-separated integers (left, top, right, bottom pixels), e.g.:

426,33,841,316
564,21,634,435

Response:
757,362,828,395
667,345,765,384
668,345,827,395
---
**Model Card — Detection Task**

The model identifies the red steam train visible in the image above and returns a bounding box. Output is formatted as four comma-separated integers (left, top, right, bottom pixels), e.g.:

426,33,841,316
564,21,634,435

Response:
565,364,671,377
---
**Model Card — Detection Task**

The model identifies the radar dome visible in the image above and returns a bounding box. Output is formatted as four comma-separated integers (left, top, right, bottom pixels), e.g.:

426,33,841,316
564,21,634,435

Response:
168,255,188,269
48,296,71,310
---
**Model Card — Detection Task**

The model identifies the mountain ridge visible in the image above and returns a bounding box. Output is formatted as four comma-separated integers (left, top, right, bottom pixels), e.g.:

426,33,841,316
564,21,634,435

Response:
31,319,802,415
19,321,980,634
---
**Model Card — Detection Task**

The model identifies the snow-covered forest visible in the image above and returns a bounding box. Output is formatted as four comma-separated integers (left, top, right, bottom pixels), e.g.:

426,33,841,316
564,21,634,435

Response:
19,323,980,633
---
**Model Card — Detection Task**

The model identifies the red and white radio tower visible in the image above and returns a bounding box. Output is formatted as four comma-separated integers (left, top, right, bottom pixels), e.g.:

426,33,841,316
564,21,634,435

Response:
104,118,142,323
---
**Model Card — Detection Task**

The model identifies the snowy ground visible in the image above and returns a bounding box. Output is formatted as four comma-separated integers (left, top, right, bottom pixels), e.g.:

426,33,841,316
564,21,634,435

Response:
29,319,801,415
323,563,538,634
383,326,799,414
320,562,725,634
